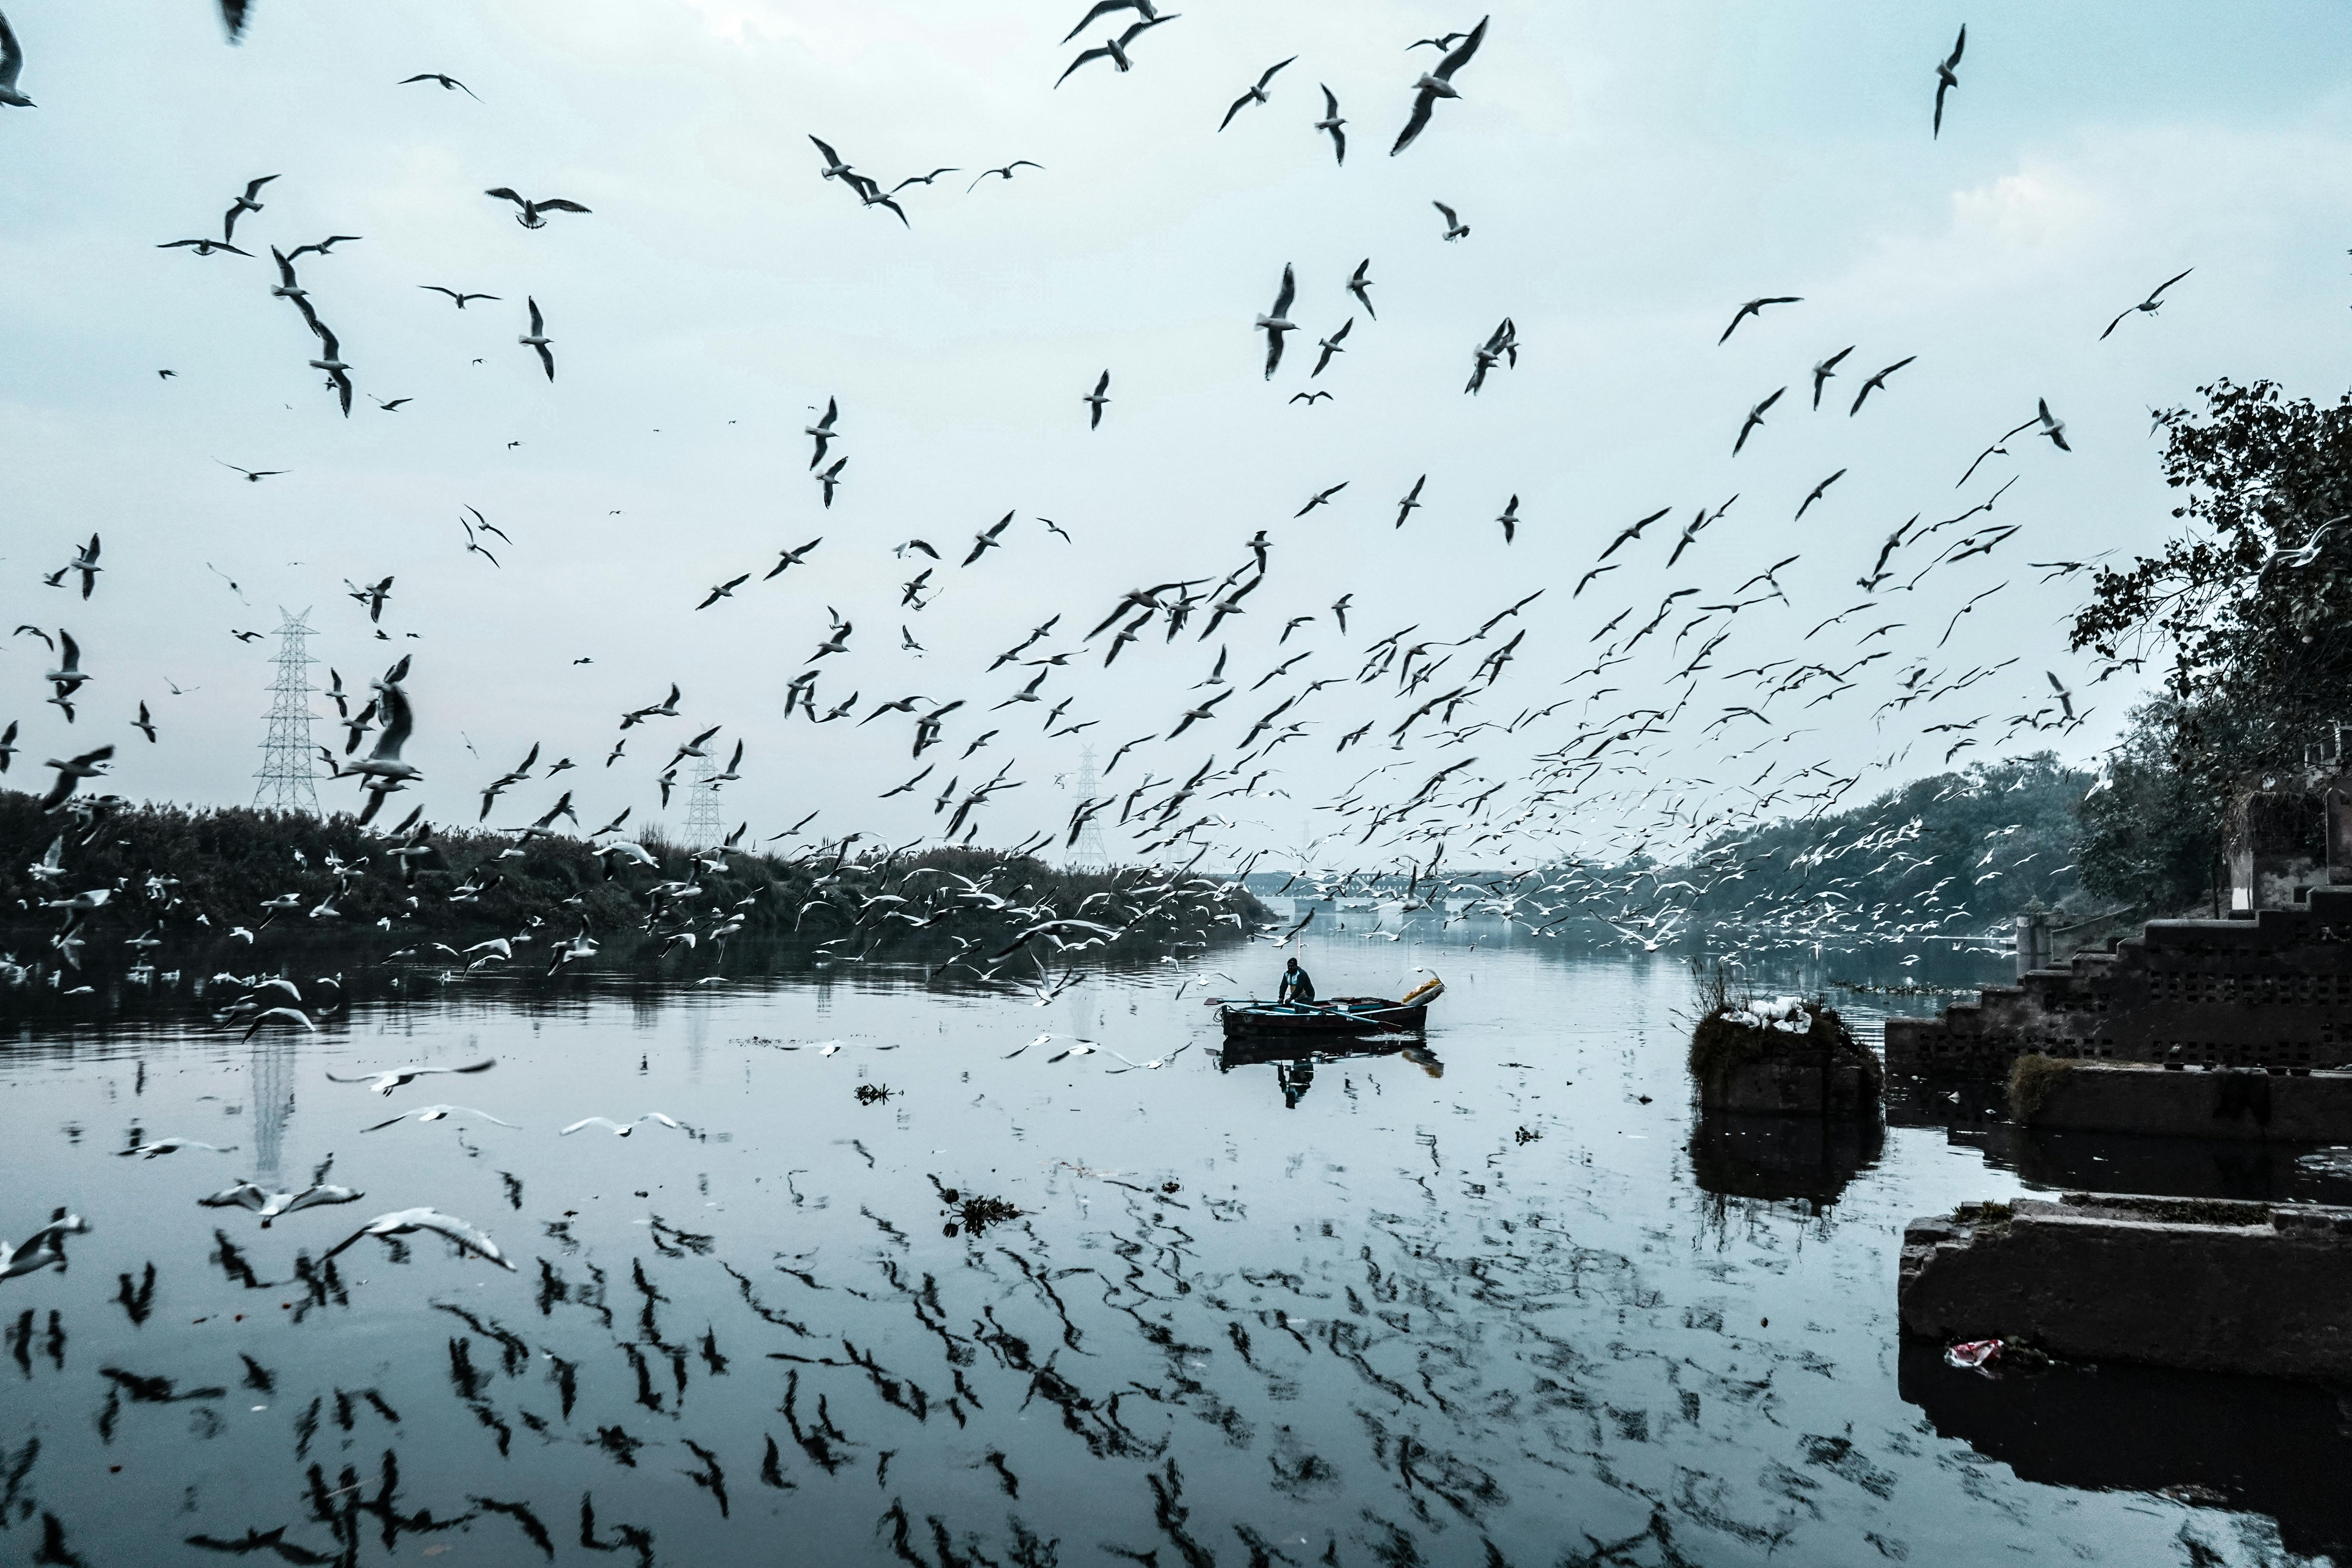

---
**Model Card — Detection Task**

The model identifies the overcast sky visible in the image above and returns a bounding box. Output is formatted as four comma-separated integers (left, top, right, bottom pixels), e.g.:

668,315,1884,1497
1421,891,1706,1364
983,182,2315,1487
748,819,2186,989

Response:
5,1,2350,868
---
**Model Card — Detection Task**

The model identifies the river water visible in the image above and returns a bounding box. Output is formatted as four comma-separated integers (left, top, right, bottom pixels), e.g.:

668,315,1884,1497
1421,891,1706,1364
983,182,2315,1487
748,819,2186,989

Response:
2,931,2346,1566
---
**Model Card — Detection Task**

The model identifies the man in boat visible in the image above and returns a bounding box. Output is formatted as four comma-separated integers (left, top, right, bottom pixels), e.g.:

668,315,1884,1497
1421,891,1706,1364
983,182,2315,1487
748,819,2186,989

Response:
1278,956,1317,1005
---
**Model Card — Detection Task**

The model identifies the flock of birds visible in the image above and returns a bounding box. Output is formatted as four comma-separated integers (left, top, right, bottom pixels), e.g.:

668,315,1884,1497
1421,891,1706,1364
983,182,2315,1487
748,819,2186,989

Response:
0,1,2209,994
0,7,2276,1564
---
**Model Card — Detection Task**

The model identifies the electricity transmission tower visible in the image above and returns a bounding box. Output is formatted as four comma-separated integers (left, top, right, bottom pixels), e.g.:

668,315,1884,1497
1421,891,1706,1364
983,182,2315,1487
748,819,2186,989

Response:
682,756,725,849
253,608,321,816
1068,744,1109,871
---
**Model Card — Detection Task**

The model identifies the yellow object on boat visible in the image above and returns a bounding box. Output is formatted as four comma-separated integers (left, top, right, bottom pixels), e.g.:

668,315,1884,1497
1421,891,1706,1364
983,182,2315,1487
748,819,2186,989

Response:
1400,975,1444,1006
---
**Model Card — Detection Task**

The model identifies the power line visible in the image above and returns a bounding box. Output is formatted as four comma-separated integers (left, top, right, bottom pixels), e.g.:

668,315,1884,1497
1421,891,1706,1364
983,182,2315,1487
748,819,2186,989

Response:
253,607,321,816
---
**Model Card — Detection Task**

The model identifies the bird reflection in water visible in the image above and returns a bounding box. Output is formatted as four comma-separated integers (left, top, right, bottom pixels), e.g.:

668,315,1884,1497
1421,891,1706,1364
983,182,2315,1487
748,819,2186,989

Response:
1215,1034,1441,1107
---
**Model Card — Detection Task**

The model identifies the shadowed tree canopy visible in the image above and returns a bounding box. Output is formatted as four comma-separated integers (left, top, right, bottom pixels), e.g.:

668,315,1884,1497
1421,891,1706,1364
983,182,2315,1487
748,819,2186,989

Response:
2069,377,2352,782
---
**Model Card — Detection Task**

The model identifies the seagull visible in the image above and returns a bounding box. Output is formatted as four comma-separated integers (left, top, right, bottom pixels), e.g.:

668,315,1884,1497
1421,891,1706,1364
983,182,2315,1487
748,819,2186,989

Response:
1219,56,1295,131
1347,258,1377,319
398,71,478,98
1060,0,1161,43
808,134,864,187
1394,474,1426,528
285,235,361,261
37,746,108,813
421,285,499,308
967,160,1045,189
889,167,961,192
1810,345,1854,409
1932,25,1965,139
346,575,394,621
1848,356,1916,416
56,533,100,598
1733,386,1786,455
2035,397,2070,452
1296,481,1347,516
1495,494,1521,543
221,175,278,242
1794,468,1846,521
323,1208,515,1270
1104,1044,1191,1073
519,297,555,381
697,573,751,610
559,1113,692,1138
217,462,284,482
131,701,156,743
766,537,822,579
241,1007,316,1042
1256,264,1298,379
370,396,411,412
158,238,250,258
200,1179,364,1227
484,187,591,228
1059,14,1178,86
325,1057,495,1096
1311,318,1352,375
0,1214,89,1282
806,397,840,468
1290,390,1332,405
0,8,33,108
963,511,1015,566
2100,268,2194,340
1390,16,1487,156
1083,370,1111,428
1432,200,1469,241
117,1138,236,1159
1314,85,1347,163
1719,296,1801,345
361,1104,518,1132
306,320,354,417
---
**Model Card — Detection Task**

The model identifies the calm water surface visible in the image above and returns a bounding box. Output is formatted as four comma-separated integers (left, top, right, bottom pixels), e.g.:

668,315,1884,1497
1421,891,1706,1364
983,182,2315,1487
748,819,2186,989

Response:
2,934,2345,1566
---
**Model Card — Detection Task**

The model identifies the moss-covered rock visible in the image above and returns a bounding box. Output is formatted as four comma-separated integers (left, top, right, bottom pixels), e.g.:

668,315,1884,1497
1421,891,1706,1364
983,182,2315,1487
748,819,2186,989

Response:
1689,1001,1882,1117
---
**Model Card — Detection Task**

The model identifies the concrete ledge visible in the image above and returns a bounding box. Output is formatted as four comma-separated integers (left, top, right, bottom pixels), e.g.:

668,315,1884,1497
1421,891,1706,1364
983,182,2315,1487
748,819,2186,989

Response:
1899,1192,2352,1383
2012,1059,2352,1141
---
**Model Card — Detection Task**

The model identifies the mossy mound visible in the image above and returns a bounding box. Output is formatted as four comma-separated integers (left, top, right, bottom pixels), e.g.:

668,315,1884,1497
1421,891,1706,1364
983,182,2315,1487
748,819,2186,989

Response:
1689,1002,1880,1116
2006,1053,2076,1122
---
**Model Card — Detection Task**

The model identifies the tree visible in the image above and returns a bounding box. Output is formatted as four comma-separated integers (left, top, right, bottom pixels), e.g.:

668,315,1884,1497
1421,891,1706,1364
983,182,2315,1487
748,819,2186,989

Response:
2068,378,2352,782
2072,696,2226,913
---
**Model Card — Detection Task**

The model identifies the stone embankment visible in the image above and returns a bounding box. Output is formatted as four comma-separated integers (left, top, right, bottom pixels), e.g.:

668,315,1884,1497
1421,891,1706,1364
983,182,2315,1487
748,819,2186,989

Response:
2007,1057,2352,1142
1899,1192,2352,1382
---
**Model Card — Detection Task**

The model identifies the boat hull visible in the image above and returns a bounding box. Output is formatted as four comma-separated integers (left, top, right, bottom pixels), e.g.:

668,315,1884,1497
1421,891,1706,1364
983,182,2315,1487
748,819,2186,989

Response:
1220,997,1430,1038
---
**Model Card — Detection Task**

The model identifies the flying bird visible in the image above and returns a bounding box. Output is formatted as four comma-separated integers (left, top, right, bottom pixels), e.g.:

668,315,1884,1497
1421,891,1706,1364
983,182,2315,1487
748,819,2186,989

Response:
519,297,555,381
323,1208,514,1270
1083,370,1111,428
1932,25,1965,138
967,160,1046,188
1432,200,1469,241
2100,268,2194,340
1314,85,1347,164
485,187,591,228
1848,356,1916,416
1256,263,1298,379
1719,296,1800,345
2036,397,2070,452
1219,56,1296,130
1733,387,1786,455
1794,469,1846,520
1311,317,1352,376
1347,258,1376,319
221,175,278,242
1394,475,1426,528
1060,0,1163,44
399,71,478,98
0,7,33,108
421,285,499,308
1390,16,1487,156
1810,346,1854,409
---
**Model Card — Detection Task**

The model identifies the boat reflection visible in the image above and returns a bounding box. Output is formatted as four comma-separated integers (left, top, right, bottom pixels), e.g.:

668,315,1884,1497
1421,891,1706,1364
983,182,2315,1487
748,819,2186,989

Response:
1899,1339,2352,1559
1214,1033,1443,1108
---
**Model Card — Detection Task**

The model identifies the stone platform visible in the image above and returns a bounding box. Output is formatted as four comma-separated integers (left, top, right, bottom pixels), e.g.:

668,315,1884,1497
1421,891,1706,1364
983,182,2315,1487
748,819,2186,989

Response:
1899,1192,2352,1383
2010,1059,2352,1142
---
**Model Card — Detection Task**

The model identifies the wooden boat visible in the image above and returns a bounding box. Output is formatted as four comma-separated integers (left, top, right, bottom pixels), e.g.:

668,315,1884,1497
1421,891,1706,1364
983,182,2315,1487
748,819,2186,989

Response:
1219,976,1443,1039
